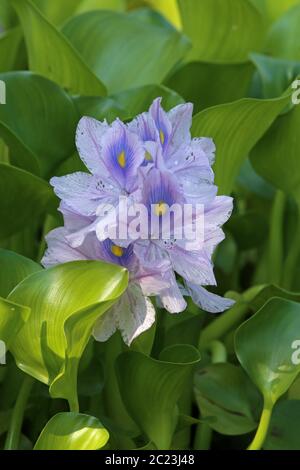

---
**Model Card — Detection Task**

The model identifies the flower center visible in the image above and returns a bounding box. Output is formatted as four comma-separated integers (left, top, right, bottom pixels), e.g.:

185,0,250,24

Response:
117,150,126,168
111,245,124,257
154,200,168,216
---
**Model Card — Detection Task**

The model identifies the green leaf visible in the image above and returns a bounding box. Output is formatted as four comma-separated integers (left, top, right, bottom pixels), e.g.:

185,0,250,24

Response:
192,94,290,195
264,400,300,450
0,1,18,29
166,61,254,112
250,0,300,22
178,0,265,63
250,284,300,312
74,84,184,124
32,0,125,25
11,0,106,96
251,53,300,98
0,297,30,350
0,249,42,298
62,9,190,93
251,104,300,204
194,363,262,435
116,344,200,449
0,28,22,72
235,298,300,406
8,261,128,407
76,0,125,14
265,4,300,60
0,164,56,240
0,72,78,176
34,412,109,450
111,84,185,116
31,0,82,25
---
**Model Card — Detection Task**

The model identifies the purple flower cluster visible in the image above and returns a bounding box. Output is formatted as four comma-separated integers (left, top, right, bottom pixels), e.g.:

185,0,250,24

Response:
42,98,234,345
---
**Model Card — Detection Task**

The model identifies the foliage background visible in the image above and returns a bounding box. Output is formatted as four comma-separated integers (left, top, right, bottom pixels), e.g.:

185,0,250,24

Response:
1,0,300,450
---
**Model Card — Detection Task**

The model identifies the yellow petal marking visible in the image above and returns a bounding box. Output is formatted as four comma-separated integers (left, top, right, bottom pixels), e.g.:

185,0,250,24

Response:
118,150,126,168
154,201,168,216
145,151,153,162
159,129,165,146
111,245,124,257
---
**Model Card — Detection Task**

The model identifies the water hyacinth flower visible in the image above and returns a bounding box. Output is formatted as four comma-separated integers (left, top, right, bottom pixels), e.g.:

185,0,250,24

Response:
42,98,235,345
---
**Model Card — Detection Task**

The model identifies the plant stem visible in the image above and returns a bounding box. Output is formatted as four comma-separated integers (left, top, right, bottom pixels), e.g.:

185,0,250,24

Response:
269,190,285,285
194,340,227,450
247,400,273,451
198,285,264,349
194,423,212,450
199,302,247,349
68,396,79,413
208,340,227,364
4,374,34,450
283,202,300,290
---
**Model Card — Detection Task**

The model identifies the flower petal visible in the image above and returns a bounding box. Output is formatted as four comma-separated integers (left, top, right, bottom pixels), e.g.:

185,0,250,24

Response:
159,269,187,313
93,308,118,343
167,102,193,155
100,119,145,192
93,284,156,346
76,116,109,174
185,282,235,313
41,227,87,268
149,97,172,153
169,247,216,286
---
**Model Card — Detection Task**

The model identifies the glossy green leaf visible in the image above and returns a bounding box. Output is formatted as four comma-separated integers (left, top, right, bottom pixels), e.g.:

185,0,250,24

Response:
0,1,17,29
0,72,78,176
0,249,42,298
11,0,106,96
32,0,125,25
264,400,300,450
194,363,261,435
192,94,290,195
237,158,275,199
251,53,300,99
116,345,200,449
250,284,300,312
62,9,190,93
8,261,128,407
0,297,30,350
265,4,300,60
251,104,300,204
166,61,253,112
250,0,300,21
32,0,82,25
74,84,184,124
235,298,300,405
74,96,128,124
111,84,184,116
34,412,109,450
76,0,125,14
0,164,56,239
178,0,265,63
0,28,22,72
142,0,181,29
